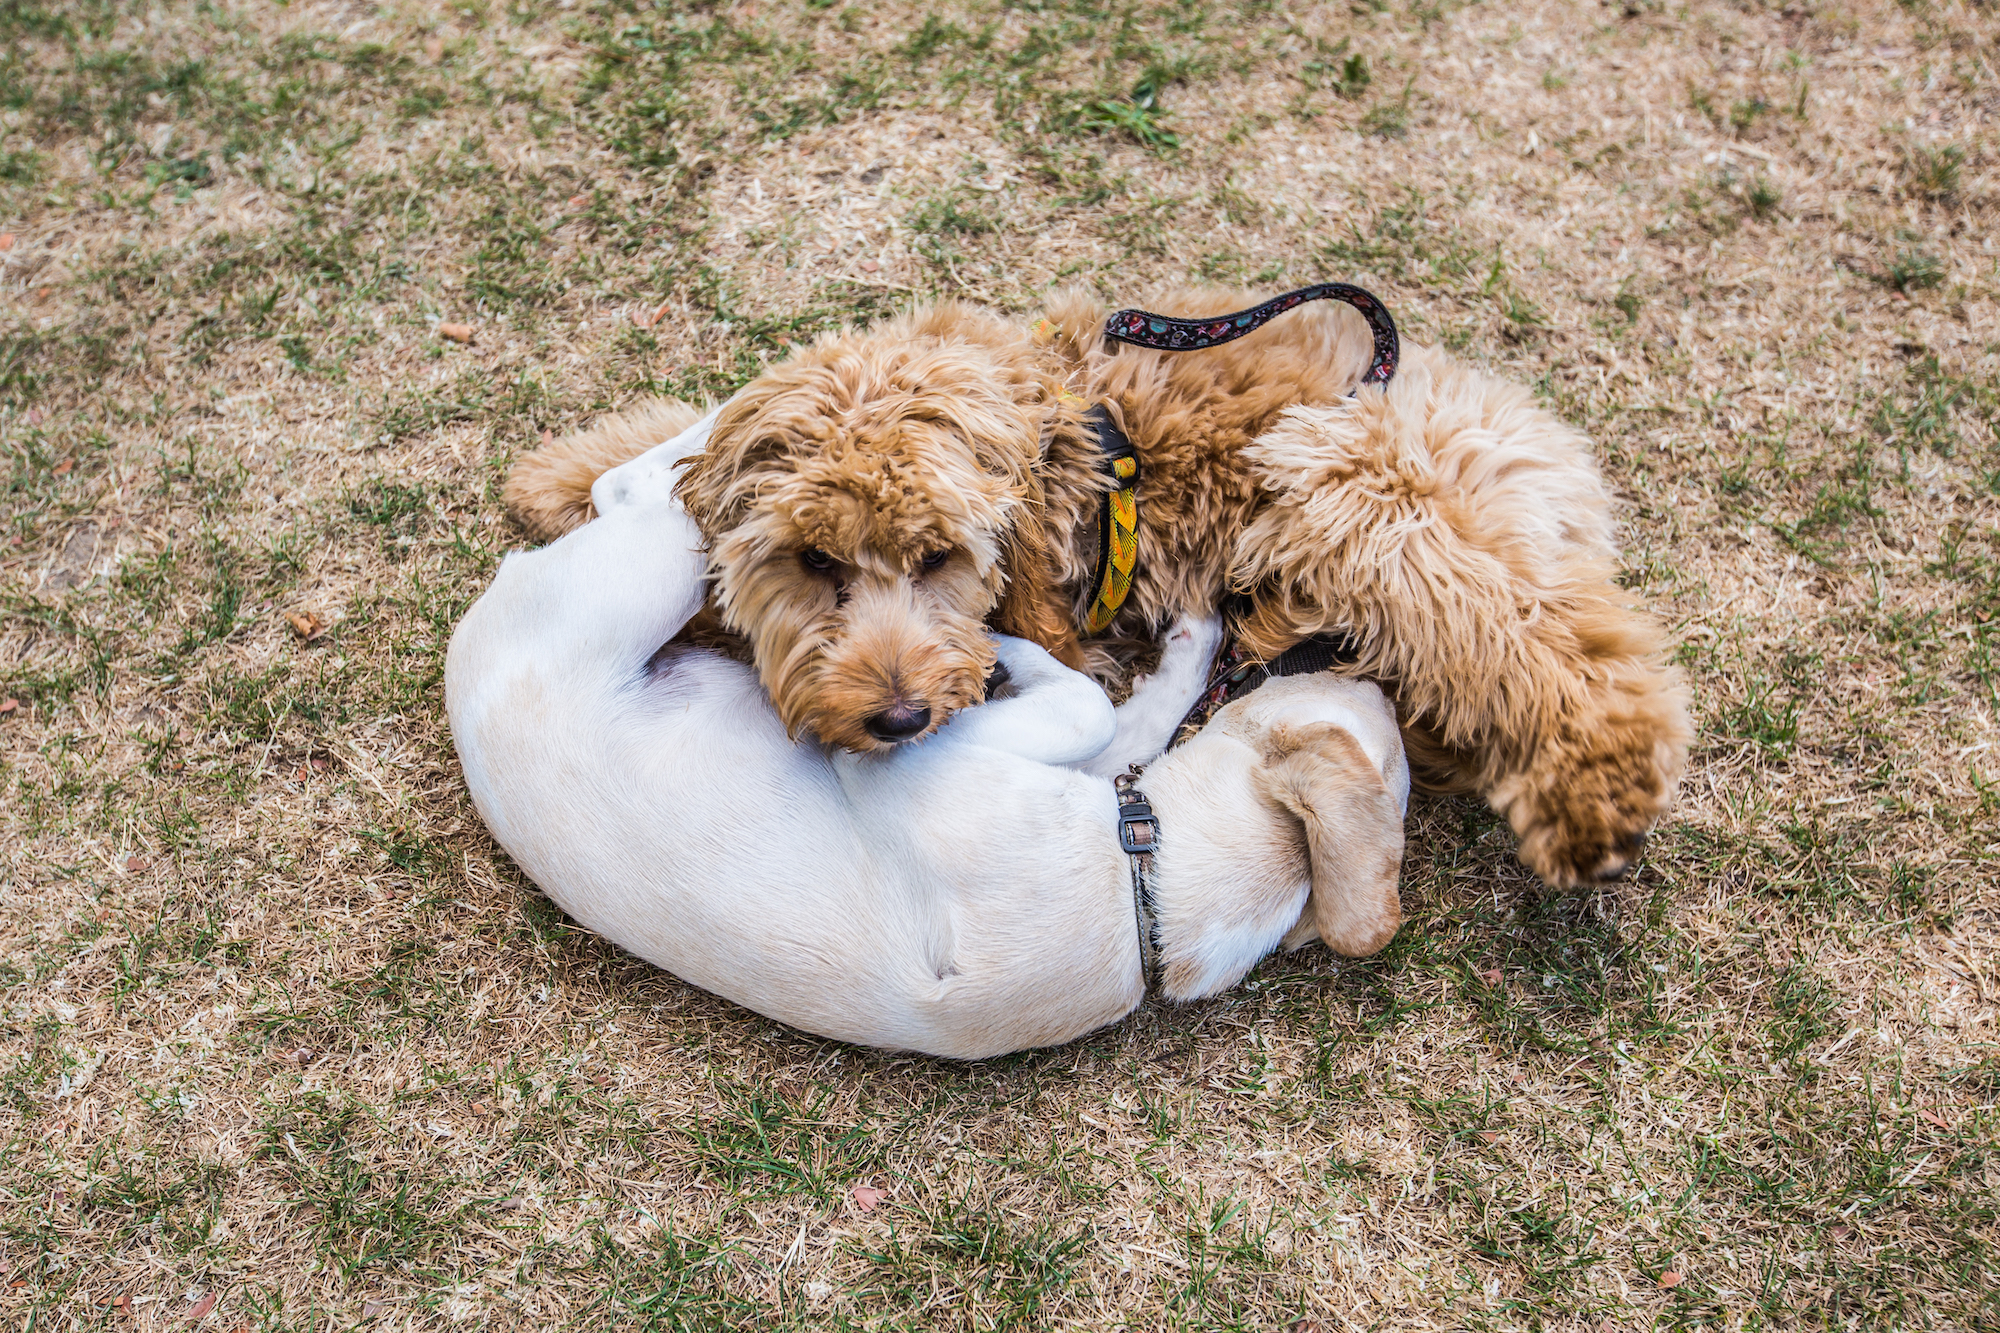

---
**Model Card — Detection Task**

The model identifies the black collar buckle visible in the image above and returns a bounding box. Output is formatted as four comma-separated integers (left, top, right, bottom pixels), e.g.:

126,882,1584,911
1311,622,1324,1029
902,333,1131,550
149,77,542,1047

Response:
1118,796,1159,855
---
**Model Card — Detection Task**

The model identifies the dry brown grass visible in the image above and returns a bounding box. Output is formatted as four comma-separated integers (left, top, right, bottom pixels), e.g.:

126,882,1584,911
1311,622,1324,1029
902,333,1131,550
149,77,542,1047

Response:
2,0,1997,1327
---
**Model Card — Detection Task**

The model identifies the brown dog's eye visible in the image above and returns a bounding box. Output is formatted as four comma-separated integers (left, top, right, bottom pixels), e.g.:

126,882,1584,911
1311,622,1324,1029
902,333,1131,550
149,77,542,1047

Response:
920,549,950,571
801,548,834,572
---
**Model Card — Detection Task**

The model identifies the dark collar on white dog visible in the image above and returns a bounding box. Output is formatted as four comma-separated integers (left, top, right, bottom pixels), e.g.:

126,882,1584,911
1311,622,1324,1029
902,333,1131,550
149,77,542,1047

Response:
1115,768,1164,994
1166,627,1361,751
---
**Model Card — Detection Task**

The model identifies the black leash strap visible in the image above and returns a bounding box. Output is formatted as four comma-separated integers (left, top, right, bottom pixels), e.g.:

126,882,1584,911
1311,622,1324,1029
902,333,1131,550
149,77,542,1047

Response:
1103,282,1400,386
1166,632,1361,751
1095,280,1396,747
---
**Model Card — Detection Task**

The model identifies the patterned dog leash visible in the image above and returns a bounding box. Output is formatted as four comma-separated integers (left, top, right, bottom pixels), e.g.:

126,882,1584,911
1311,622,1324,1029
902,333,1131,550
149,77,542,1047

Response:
1096,281,1399,747
1079,282,1402,636
1092,285,1401,991
1103,281,1401,385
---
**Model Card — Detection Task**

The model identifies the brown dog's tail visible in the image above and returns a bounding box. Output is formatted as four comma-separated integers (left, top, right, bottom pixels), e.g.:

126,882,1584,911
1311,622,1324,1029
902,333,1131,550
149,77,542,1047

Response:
505,398,704,542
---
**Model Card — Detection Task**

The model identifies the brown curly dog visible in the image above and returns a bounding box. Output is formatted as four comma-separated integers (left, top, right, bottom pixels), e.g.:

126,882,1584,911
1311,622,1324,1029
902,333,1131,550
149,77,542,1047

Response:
506,288,1690,887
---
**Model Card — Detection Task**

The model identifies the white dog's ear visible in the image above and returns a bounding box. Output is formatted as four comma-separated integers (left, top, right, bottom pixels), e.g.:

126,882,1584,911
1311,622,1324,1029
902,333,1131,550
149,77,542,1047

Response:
1254,725,1404,957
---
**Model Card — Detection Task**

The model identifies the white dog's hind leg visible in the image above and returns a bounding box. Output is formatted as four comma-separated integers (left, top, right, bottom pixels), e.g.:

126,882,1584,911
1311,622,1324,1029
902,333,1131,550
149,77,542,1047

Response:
1079,615,1223,778
590,408,721,515
449,488,713,714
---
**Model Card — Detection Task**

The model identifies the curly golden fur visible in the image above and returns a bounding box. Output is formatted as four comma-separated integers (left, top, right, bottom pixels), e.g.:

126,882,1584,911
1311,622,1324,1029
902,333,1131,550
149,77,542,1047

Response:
504,288,1691,887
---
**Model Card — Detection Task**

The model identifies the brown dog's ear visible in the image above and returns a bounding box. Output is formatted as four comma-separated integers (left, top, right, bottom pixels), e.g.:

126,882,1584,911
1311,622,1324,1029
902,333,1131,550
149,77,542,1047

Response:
984,384,1105,672
671,430,746,535
1256,725,1404,957
992,498,1087,671
672,383,799,534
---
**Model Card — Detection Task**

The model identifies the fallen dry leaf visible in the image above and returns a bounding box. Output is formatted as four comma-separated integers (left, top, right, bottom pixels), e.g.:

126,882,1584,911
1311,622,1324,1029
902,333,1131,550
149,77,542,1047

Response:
1658,1270,1683,1289
1478,968,1503,985
51,459,72,476
858,259,880,272
634,301,672,330
1476,1131,1500,1144
851,1183,887,1212
0,698,18,715
423,36,445,62
188,1291,217,1318
1918,1108,1952,1130
124,856,150,873
438,322,476,344
567,194,590,209
286,611,325,640
0,234,13,251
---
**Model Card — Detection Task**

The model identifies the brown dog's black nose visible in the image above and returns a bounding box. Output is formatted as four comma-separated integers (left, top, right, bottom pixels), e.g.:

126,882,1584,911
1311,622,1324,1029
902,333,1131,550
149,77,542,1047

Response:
865,702,932,743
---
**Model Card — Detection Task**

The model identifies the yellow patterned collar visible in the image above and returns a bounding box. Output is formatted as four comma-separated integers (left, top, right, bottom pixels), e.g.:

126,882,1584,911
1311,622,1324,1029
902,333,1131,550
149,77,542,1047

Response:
1080,404,1140,635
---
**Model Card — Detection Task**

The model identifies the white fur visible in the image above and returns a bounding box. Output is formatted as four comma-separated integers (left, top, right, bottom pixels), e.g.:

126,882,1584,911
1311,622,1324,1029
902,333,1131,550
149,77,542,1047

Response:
447,419,1411,1058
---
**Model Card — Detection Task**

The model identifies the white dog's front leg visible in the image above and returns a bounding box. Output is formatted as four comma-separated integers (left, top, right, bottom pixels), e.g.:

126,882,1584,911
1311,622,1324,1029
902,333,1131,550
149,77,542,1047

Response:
1079,615,1224,778
938,637,1117,766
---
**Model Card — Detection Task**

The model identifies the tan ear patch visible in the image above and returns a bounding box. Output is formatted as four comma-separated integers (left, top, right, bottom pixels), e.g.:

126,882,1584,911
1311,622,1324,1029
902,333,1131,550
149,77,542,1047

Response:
1254,724,1405,958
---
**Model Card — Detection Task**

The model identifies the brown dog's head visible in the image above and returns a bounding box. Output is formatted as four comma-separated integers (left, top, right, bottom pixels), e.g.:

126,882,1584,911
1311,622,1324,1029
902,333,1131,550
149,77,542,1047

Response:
675,304,1076,751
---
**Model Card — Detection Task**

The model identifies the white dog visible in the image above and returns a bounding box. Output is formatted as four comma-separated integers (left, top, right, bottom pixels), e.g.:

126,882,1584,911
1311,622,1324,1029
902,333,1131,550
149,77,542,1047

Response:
446,412,1411,1059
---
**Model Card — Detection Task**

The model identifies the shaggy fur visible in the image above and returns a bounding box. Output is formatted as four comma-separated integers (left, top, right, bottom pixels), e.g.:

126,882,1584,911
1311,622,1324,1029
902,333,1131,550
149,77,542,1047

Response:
505,288,1690,887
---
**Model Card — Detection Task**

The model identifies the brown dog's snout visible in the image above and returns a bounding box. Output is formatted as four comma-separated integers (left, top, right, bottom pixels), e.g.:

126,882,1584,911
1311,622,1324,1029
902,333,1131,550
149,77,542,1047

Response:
864,697,933,743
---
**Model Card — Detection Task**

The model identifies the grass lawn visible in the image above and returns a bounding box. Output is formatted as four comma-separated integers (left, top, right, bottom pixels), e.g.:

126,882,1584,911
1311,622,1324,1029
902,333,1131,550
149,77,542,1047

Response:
2,0,1997,1327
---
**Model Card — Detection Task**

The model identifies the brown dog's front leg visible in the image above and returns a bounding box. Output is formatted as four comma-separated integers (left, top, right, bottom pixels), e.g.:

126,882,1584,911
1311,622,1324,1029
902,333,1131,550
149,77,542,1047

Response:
1230,351,1692,889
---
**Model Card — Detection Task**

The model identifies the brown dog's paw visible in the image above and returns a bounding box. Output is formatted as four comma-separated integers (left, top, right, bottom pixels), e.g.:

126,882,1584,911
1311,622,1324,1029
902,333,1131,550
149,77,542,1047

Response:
1490,672,1691,888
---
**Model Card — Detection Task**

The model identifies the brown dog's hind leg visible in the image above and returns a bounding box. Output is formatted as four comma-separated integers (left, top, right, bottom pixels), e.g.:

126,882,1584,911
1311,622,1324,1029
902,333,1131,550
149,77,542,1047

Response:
1231,347,1691,888
505,398,703,542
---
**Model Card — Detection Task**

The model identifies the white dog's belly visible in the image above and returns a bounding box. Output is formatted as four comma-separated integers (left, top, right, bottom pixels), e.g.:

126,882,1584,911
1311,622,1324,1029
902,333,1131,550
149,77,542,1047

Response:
457,624,1143,1056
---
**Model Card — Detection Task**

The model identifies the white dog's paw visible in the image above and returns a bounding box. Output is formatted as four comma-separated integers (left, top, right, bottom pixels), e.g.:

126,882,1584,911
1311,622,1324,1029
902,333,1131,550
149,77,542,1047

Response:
1149,614,1224,692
